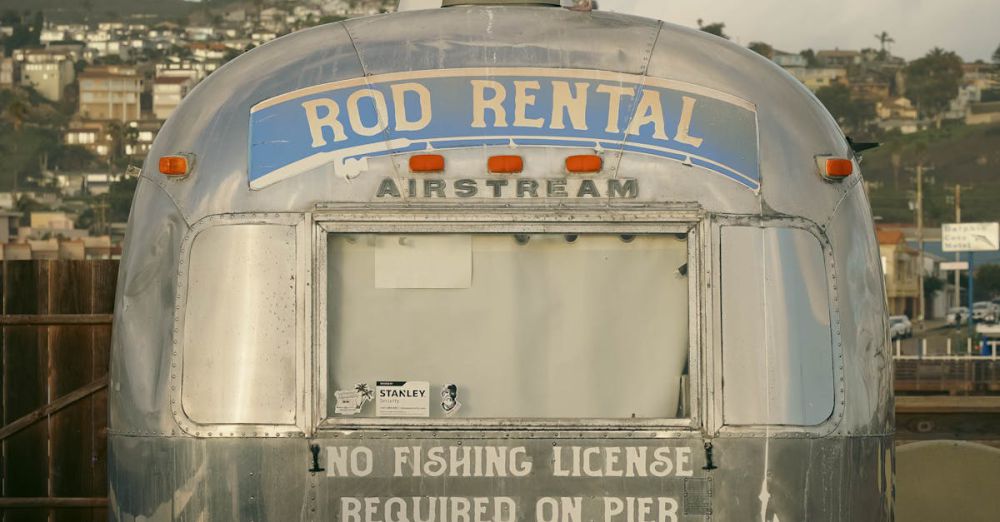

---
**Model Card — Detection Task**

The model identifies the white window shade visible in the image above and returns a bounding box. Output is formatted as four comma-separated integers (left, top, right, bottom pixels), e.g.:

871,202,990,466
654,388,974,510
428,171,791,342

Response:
183,224,297,425
327,233,690,419
721,226,835,426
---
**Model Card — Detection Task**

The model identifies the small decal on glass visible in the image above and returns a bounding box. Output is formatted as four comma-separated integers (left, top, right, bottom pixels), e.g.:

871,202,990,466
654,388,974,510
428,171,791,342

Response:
334,383,374,415
440,384,463,417
376,381,430,417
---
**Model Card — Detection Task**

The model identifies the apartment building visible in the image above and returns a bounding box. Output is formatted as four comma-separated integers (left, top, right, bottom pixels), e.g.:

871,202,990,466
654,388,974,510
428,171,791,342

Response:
0,58,18,87
153,75,195,120
18,50,76,102
65,120,112,158
78,66,142,121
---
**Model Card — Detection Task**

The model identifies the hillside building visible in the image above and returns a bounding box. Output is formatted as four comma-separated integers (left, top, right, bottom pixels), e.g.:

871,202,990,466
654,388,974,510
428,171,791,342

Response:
783,66,848,91
79,66,142,121
879,229,920,317
18,50,75,102
153,76,195,120
0,58,18,87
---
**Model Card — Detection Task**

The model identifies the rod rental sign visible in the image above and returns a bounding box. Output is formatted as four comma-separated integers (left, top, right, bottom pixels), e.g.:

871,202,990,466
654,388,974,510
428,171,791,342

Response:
249,68,760,191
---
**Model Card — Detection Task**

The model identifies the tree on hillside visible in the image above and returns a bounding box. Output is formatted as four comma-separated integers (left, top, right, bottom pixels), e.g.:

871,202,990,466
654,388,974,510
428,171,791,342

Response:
2,89,30,193
799,49,820,68
993,43,1000,65
874,31,895,59
904,48,963,128
748,41,773,59
815,84,875,135
975,264,1000,300
696,19,728,40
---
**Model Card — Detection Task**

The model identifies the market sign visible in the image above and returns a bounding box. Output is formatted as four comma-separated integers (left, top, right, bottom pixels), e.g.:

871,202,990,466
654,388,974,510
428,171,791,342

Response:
249,68,760,191
942,222,1000,252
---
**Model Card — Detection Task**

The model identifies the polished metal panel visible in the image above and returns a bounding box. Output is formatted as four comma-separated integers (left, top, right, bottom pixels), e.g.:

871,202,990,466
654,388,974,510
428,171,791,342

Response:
824,181,894,435
182,224,298,425
720,226,835,426
109,434,894,521
110,178,190,436
110,4,892,521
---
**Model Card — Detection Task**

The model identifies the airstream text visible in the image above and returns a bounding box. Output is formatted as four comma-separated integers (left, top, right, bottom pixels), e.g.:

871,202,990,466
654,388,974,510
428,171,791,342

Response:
374,178,638,199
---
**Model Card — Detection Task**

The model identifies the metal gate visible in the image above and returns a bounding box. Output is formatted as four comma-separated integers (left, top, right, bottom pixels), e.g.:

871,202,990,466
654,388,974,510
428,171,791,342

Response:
1,260,117,521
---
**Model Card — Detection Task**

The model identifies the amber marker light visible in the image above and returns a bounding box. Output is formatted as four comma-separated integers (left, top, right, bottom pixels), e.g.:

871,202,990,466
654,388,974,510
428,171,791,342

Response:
488,155,524,174
816,156,853,181
159,154,192,177
566,154,603,173
409,154,445,173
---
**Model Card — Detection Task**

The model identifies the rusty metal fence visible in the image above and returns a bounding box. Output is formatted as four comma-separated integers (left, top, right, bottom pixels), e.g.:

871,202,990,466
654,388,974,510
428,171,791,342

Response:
895,356,1000,395
1,260,116,522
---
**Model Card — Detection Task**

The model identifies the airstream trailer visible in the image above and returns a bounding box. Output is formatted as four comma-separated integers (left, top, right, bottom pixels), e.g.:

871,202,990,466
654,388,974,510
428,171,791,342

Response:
109,1,894,520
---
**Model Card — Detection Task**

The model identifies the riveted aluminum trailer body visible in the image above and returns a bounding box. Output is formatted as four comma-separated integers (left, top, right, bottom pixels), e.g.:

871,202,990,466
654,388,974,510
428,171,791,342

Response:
110,4,893,521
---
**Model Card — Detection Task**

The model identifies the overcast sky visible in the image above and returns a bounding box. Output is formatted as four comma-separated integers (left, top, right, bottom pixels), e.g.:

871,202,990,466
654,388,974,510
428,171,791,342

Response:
599,0,999,62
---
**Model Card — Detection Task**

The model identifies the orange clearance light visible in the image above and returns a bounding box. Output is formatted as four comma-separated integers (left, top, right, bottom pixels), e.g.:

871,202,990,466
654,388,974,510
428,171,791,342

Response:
566,154,603,173
488,155,523,174
816,156,853,180
409,154,445,173
159,155,191,177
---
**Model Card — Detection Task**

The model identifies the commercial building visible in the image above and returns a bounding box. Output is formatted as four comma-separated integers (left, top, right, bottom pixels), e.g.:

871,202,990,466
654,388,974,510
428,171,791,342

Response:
879,229,920,317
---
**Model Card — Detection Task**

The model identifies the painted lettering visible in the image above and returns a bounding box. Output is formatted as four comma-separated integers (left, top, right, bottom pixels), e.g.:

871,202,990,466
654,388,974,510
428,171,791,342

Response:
327,446,373,477
595,85,634,133
536,497,581,522
391,83,433,132
550,81,590,131
674,96,704,148
513,81,544,128
340,497,515,522
346,89,389,137
627,89,669,140
302,98,347,147
471,80,508,128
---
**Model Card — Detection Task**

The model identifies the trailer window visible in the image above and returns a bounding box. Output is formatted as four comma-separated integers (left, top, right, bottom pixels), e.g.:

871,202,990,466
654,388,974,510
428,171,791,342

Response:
326,233,690,419
721,226,835,426
182,224,298,425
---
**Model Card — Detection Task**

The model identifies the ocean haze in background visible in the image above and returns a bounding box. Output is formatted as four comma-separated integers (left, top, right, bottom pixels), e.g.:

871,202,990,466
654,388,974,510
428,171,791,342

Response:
599,0,997,62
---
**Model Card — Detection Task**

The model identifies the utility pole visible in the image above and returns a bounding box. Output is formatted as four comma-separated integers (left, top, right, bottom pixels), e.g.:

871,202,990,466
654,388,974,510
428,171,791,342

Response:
916,163,925,328
953,184,962,308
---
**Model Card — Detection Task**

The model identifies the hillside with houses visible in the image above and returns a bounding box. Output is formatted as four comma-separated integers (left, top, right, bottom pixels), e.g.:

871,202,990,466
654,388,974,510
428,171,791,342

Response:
0,2,997,266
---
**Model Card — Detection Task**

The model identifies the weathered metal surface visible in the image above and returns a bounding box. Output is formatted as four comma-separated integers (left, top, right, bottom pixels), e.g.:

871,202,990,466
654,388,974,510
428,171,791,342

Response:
109,4,893,521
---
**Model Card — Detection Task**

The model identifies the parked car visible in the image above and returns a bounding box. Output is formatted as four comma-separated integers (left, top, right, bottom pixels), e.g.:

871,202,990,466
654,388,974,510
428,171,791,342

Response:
972,301,998,323
946,306,969,326
889,315,912,340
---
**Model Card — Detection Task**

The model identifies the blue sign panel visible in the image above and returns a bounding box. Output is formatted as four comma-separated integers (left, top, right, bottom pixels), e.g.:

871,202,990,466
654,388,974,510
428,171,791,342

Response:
249,68,759,190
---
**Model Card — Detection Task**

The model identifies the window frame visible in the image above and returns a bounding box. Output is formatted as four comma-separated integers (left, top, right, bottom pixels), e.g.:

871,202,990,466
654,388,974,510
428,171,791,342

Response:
707,215,846,438
312,208,705,432
172,213,312,438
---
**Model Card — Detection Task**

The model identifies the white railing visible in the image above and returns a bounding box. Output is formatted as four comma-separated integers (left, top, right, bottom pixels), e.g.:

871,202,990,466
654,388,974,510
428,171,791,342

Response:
892,338,1000,361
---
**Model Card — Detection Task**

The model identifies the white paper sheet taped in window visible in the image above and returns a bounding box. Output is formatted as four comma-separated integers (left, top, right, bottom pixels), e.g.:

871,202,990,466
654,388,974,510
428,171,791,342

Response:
373,234,472,289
